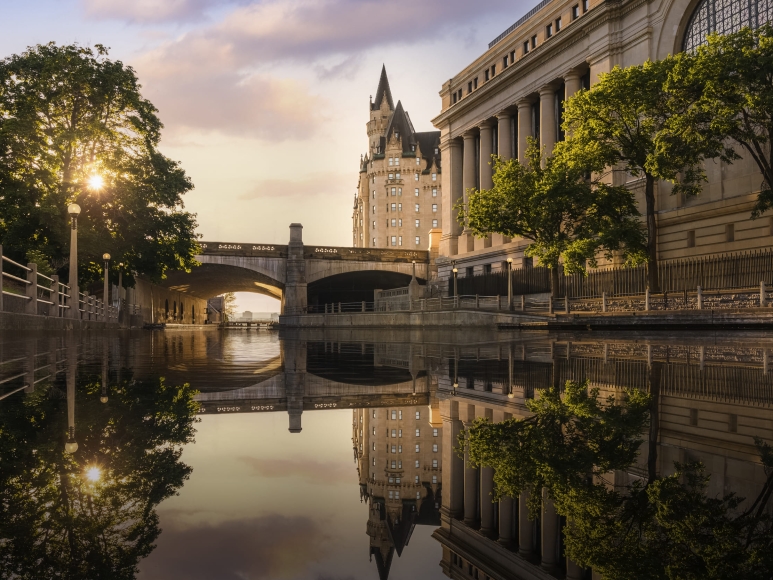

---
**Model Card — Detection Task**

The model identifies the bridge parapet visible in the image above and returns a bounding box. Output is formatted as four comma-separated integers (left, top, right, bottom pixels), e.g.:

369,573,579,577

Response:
199,242,288,258
200,241,430,264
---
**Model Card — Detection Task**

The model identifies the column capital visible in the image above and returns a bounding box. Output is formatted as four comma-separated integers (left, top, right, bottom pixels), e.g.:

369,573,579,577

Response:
564,69,583,83
516,98,533,110
495,111,511,121
539,84,560,98
439,137,462,151
462,129,477,141
478,120,495,130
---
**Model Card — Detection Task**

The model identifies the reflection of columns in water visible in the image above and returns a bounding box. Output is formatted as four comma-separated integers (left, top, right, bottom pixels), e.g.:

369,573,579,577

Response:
498,496,514,547
479,408,495,537
440,400,464,519
284,340,307,433
518,491,533,556
65,346,78,454
463,404,479,526
541,489,560,571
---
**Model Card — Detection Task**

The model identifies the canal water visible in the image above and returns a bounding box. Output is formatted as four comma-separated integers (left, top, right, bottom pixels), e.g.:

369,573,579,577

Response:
0,329,770,579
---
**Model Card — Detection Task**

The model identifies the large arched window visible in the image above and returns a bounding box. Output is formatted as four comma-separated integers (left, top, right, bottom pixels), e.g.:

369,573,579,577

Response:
684,0,772,51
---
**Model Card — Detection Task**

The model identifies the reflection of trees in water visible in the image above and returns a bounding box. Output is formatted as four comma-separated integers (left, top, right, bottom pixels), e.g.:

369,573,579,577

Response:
466,381,773,580
0,371,199,579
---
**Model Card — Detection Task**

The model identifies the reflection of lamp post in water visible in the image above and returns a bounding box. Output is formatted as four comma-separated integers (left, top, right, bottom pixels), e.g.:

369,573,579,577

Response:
65,347,78,453
452,264,458,308
102,253,110,321
100,340,109,404
67,204,81,320
506,257,513,310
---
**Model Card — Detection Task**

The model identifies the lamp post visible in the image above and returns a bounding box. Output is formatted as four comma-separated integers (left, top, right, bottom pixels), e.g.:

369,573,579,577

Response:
102,253,110,321
65,346,78,453
67,204,81,320
507,257,513,311
452,267,458,308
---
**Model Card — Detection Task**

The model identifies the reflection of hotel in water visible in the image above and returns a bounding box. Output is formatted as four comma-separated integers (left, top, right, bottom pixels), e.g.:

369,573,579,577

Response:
431,337,773,580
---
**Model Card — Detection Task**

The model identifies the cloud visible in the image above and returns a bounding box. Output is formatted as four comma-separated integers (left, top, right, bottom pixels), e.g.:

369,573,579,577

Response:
237,456,354,483
239,173,354,201
81,0,250,23
139,514,328,579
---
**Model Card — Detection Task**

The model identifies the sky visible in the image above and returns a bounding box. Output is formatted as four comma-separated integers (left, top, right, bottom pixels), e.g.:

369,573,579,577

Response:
1,0,534,311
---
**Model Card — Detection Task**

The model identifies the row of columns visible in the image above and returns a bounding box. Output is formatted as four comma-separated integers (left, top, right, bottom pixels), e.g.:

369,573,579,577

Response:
441,400,585,579
441,69,585,256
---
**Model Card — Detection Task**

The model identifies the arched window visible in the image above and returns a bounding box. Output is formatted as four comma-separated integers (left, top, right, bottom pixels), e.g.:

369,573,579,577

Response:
684,0,772,51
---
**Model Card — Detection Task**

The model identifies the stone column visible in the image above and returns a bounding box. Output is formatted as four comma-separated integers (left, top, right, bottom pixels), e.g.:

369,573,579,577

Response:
499,496,514,547
283,337,306,433
567,557,585,580
463,404,479,526
440,138,463,257
518,491,533,556
283,223,307,315
480,464,495,536
564,70,583,99
517,99,532,164
441,400,465,518
541,490,560,571
479,123,494,191
461,131,478,253
540,86,558,159
497,113,513,161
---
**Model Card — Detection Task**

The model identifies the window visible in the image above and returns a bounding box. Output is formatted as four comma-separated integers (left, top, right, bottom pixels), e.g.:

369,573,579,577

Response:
510,49,515,63
433,428,438,437
484,69,490,82
484,264,492,274
415,460,420,467
373,411,376,418
432,459,438,467
690,408,699,426
388,477,394,483
388,491,393,499
395,477,401,484
398,203,402,211
473,77,478,89
432,204,437,213
399,410,402,419
432,475,437,484
391,187,396,196
531,35,537,48
414,173,419,181
372,427,376,435
555,16,562,31
391,218,396,227
728,414,738,433
431,173,437,181
391,445,396,453
398,460,402,468
394,157,399,166
398,429,402,437
432,219,438,228
415,444,420,452
398,219,402,227
372,190,376,198
391,203,396,211
388,157,393,166
726,223,735,242
468,80,473,93
389,173,394,180
372,220,375,227
398,445,402,452
373,443,376,450
373,457,376,465
546,23,553,38
372,205,375,214
503,54,509,68
391,429,396,438
396,173,401,180
415,236,420,246
432,188,437,196
398,236,402,246
416,411,420,419
415,219,420,228
415,203,420,212
372,237,376,246
416,158,420,165
572,4,579,18
687,230,696,248
583,0,588,11
415,428,420,436
391,410,397,420
416,491,421,499
398,187,402,195
523,40,530,54
415,188,419,196
466,266,474,277
432,444,438,452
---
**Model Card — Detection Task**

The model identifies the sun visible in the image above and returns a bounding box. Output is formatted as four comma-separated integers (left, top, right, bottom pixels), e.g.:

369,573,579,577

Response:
85,466,102,482
88,174,104,191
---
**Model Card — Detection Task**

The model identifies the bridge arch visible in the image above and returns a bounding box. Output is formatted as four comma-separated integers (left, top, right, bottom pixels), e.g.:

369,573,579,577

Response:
162,261,284,302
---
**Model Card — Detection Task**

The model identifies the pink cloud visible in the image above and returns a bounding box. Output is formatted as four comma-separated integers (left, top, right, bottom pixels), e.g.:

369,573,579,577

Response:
239,172,355,200
237,456,354,483
81,0,250,23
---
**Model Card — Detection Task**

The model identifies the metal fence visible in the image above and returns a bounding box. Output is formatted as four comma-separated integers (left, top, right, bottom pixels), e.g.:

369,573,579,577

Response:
450,248,773,298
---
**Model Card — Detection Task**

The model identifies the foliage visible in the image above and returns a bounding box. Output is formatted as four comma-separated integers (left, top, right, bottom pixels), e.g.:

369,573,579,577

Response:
661,24,773,217
222,292,237,319
0,371,199,579
464,380,773,580
457,140,646,295
561,57,713,292
25,249,56,278
0,42,200,288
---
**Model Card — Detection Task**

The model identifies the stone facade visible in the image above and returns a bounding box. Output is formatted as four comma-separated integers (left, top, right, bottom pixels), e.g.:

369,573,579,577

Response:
431,0,773,282
352,67,443,252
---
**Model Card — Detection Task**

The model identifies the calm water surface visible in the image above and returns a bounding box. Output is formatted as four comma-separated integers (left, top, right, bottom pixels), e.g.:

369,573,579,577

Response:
0,328,771,579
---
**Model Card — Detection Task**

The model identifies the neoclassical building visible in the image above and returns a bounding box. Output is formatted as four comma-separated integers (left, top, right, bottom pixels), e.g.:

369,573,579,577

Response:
352,67,443,250
432,0,772,280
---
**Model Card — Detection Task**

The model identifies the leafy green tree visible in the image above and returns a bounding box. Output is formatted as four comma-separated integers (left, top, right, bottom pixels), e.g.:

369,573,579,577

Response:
458,140,647,296
0,372,199,579
222,292,237,320
562,58,711,293
0,43,200,289
465,380,773,580
662,24,773,217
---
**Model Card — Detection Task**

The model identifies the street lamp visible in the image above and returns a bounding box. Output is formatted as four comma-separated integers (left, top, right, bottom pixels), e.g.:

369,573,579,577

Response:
102,253,110,322
507,257,513,311
67,204,81,320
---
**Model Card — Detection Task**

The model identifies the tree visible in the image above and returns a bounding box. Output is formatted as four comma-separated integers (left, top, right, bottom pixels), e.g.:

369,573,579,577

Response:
0,43,200,289
562,58,711,293
457,140,646,296
222,292,237,320
465,381,773,580
0,371,199,579
661,24,773,217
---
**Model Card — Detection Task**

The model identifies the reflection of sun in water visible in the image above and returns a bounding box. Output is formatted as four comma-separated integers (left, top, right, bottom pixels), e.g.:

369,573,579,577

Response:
85,466,102,482
88,174,104,191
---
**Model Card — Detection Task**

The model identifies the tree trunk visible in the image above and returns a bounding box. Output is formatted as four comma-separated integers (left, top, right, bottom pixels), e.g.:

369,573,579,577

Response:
644,173,660,293
647,361,662,485
550,267,560,299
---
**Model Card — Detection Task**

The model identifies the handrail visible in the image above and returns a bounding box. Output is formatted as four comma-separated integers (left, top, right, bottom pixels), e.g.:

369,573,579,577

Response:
1,255,31,272
2,272,31,285
36,272,54,282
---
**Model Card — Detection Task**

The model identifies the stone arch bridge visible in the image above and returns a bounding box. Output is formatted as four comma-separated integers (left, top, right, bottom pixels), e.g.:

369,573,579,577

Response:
162,224,432,313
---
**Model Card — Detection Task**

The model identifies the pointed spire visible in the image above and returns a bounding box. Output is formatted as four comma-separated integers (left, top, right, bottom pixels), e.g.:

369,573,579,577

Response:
372,65,394,111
